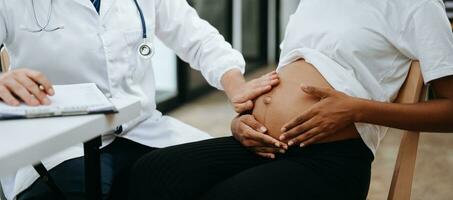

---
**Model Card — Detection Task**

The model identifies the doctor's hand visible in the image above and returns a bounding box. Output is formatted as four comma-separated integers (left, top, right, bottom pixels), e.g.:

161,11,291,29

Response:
231,114,288,159
0,69,54,106
229,71,280,113
279,85,360,147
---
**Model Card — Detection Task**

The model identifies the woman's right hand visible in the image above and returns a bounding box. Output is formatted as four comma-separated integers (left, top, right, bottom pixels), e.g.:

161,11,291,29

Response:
0,68,54,106
231,114,288,159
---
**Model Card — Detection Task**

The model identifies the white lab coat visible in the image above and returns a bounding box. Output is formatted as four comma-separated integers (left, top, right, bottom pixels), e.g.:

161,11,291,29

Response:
0,0,245,199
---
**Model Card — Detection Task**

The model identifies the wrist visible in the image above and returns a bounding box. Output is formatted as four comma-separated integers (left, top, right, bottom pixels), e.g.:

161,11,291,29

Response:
352,98,368,123
221,68,246,99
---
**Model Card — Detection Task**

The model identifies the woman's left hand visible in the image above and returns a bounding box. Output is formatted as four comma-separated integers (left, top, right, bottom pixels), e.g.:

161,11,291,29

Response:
279,85,361,147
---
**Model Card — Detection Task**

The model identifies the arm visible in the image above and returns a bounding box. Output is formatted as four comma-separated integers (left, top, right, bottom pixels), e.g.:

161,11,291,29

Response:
0,1,54,106
351,1,453,133
154,0,244,90
280,0,453,146
154,0,278,112
280,81,453,147
356,76,453,132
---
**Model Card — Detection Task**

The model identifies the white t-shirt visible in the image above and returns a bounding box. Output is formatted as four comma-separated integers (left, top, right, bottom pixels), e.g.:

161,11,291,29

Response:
278,0,453,155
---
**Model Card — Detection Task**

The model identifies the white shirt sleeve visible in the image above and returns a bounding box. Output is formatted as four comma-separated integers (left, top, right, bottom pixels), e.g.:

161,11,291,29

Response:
154,0,245,90
0,0,7,44
396,0,453,84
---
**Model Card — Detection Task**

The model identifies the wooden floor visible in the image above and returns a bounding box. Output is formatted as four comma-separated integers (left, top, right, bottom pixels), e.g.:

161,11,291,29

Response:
169,67,453,200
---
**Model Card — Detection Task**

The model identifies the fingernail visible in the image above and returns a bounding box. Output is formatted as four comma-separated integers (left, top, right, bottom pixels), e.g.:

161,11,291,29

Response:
48,88,55,96
300,143,305,148
281,127,287,132
288,141,294,146
43,98,51,105
260,127,267,133
274,142,281,147
279,135,285,140
279,149,286,154
31,99,39,105
270,154,275,159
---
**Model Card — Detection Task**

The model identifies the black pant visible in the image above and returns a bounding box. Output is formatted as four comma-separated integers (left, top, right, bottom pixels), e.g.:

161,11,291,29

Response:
129,137,374,200
17,137,155,200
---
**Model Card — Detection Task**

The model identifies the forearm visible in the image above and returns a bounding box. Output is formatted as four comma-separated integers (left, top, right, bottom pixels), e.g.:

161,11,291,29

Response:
220,68,246,100
355,98,453,132
155,0,246,90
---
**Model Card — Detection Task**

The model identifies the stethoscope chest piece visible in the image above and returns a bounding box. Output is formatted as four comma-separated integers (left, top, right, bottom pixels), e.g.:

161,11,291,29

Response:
138,39,154,59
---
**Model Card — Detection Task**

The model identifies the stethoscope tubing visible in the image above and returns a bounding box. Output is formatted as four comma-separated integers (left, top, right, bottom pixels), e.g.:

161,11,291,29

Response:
31,0,62,32
30,0,147,39
29,0,152,57
133,0,147,40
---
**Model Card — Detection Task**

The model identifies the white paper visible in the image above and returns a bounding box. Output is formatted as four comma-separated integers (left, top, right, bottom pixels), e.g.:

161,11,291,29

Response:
0,83,115,118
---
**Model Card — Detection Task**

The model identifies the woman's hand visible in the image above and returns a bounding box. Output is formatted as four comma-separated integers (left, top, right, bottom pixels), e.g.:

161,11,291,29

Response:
223,70,279,113
0,68,54,106
231,114,288,159
279,85,360,147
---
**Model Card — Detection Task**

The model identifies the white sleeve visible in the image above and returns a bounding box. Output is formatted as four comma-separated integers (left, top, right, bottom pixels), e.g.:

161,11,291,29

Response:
154,0,245,90
396,0,453,84
0,0,7,44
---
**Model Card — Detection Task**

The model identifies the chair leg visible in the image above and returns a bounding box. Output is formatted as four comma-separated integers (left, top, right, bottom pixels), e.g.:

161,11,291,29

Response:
387,132,420,200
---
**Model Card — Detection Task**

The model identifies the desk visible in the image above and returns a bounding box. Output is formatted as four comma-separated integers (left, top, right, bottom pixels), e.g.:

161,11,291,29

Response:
0,98,141,199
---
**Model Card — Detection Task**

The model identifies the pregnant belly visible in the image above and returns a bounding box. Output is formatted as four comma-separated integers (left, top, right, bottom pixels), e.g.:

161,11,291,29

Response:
252,60,360,143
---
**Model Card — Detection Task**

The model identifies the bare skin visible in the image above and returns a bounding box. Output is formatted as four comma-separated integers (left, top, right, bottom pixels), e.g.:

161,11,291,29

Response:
231,60,359,159
0,68,54,106
280,74,453,148
252,60,360,144
0,68,278,115
231,60,453,158
221,69,280,113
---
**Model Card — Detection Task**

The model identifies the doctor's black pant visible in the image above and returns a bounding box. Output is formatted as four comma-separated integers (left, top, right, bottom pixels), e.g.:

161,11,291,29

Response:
17,137,155,200
129,136,374,200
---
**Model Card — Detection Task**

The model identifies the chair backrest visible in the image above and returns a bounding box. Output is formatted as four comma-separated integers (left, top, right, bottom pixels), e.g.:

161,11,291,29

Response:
387,61,427,200
1,48,9,72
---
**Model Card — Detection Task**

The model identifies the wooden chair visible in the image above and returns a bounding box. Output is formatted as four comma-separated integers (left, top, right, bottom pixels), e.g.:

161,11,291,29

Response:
387,61,428,200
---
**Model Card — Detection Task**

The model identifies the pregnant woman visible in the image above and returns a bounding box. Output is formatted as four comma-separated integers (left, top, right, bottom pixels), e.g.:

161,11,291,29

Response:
129,0,453,199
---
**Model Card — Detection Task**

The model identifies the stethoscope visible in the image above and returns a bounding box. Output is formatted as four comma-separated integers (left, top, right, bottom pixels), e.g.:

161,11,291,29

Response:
30,0,154,58
132,0,154,58
29,0,64,32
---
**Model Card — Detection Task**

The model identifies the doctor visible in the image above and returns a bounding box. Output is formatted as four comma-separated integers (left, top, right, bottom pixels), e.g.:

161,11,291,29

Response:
0,0,279,199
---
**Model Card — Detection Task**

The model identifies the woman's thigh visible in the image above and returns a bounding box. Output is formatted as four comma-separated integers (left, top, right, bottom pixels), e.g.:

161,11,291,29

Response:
201,139,373,200
128,137,270,200
200,160,344,200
